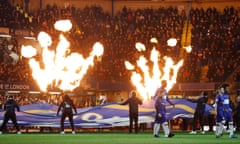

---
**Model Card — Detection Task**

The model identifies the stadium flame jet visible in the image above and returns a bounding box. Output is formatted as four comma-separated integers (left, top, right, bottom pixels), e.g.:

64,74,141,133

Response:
125,38,184,100
21,20,104,92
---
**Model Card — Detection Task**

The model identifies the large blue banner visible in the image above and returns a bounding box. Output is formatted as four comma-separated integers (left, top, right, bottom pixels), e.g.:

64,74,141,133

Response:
0,99,214,128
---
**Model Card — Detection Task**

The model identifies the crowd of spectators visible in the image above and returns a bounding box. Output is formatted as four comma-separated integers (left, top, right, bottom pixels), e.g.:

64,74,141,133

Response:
0,93,62,109
1,0,240,90
189,6,240,82
2,1,240,133
0,93,104,108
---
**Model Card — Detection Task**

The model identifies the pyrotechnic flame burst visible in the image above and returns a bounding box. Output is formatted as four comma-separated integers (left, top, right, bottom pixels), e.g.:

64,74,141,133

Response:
183,45,192,53
21,20,104,92
135,42,146,52
125,38,183,100
54,20,72,32
21,45,37,58
167,38,177,47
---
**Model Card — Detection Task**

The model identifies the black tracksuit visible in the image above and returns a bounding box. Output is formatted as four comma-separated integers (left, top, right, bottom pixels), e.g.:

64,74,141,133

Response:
0,99,20,132
235,102,240,132
57,98,77,132
189,95,208,131
121,95,142,133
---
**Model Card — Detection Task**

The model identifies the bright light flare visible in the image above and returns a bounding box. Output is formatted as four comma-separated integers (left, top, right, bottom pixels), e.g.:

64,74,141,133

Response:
21,45,37,58
21,20,104,92
92,42,104,57
38,32,52,48
167,38,177,47
54,20,72,32
162,56,183,91
125,41,183,100
183,45,192,53
135,42,146,52
125,61,135,70
150,37,158,44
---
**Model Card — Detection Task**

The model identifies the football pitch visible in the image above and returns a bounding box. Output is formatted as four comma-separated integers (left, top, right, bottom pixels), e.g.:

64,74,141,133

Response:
0,132,239,144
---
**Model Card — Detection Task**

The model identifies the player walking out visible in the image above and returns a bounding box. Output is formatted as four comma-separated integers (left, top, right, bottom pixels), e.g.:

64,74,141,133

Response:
215,84,237,138
153,80,175,138
57,94,77,134
0,95,21,134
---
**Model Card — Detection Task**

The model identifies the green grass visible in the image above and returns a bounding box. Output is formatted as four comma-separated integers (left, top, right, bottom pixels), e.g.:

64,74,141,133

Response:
0,132,239,144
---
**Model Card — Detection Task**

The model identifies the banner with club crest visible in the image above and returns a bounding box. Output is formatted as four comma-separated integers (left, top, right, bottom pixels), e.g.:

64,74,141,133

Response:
0,99,214,128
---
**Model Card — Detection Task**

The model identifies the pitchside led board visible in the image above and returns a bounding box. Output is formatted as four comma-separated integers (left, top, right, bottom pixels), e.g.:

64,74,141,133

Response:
0,82,60,94
0,82,32,91
0,99,214,128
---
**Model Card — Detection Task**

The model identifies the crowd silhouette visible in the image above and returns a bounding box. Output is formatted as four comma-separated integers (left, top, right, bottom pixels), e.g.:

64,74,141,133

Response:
1,1,240,90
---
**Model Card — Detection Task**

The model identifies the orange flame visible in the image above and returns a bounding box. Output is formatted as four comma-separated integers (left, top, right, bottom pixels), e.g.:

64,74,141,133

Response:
21,45,37,58
54,20,72,32
22,20,104,92
183,45,192,53
135,42,146,52
167,38,177,47
124,61,135,70
125,39,183,100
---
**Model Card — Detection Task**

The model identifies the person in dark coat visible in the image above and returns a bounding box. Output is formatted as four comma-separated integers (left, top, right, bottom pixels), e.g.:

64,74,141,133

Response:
189,91,208,134
120,91,142,133
207,99,215,132
235,94,240,132
57,94,77,134
0,95,21,134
